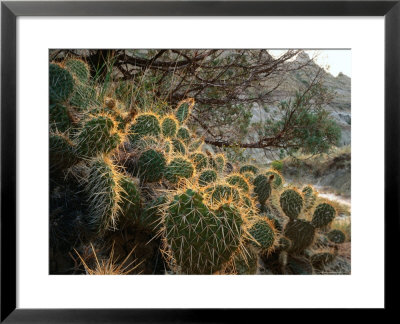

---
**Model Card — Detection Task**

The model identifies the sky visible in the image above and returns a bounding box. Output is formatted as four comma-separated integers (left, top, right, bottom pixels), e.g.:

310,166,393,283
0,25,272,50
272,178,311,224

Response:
269,49,352,77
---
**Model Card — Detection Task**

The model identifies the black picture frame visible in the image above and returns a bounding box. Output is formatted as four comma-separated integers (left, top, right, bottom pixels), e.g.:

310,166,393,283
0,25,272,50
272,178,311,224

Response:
1,0,398,321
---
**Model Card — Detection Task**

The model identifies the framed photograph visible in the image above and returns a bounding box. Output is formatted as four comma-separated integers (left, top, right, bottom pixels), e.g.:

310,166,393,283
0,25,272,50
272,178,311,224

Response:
1,0,398,321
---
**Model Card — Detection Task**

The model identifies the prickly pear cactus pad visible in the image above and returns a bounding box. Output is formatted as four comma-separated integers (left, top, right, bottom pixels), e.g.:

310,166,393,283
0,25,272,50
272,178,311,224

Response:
129,113,161,143
240,164,259,175
176,127,191,144
248,218,276,253
139,195,167,233
75,114,121,157
85,156,122,233
161,115,178,138
253,174,273,205
49,132,78,171
198,169,218,187
206,183,241,205
265,170,284,188
232,249,258,275
49,63,75,104
215,154,226,172
279,189,303,220
164,189,243,274
171,138,187,155
175,98,194,124
165,157,194,183
311,203,336,228
311,252,335,269
64,59,90,83
227,174,250,193
137,149,167,183
120,175,141,219
49,103,71,132
327,229,346,244
284,219,315,253
190,152,208,172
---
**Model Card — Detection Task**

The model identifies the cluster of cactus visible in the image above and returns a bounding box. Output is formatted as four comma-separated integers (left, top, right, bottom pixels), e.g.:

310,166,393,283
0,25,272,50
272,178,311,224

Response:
49,59,345,275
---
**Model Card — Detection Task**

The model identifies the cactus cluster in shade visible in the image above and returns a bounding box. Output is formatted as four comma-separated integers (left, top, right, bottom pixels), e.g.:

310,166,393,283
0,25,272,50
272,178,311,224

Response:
49,58,346,275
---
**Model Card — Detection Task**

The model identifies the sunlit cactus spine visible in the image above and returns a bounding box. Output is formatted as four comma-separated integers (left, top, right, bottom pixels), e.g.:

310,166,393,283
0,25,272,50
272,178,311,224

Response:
226,173,250,193
171,138,187,155
205,182,241,205
248,217,277,254
84,155,123,234
139,195,167,233
176,126,191,144
63,58,90,83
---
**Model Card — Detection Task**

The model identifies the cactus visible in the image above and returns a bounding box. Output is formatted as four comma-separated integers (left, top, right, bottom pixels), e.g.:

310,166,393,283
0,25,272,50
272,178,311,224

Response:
120,175,141,219
279,189,303,220
310,252,335,270
84,155,123,233
189,152,208,172
128,113,161,143
302,185,317,210
50,132,78,172
198,169,218,187
165,156,194,183
74,114,121,158
64,58,90,83
137,148,167,183
171,138,187,155
279,237,292,251
253,174,274,205
49,103,71,132
284,219,315,253
49,63,75,104
175,98,194,124
327,229,346,244
139,195,167,233
265,170,284,188
161,115,178,138
164,189,243,274
311,203,336,228
242,172,255,183
176,126,191,144
233,249,258,274
206,183,241,205
240,164,259,175
226,174,250,193
248,218,276,253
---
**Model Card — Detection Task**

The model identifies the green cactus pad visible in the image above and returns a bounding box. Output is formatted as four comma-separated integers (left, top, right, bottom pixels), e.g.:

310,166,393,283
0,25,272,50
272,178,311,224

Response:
161,116,178,138
311,252,336,270
49,63,75,104
165,157,194,183
284,219,315,253
49,103,71,132
137,149,167,183
279,189,303,220
242,172,255,183
198,169,218,187
265,170,284,188
128,113,161,143
207,184,241,204
50,132,78,171
75,114,121,157
176,127,191,144
279,237,292,251
327,229,346,244
139,195,167,233
285,256,314,275
175,100,192,124
311,203,336,228
85,157,120,233
233,249,258,275
240,164,259,175
215,154,226,172
120,176,141,219
171,138,187,155
302,185,317,211
253,174,273,205
165,189,243,274
64,59,90,83
227,174,250,193
190,152,208,171
248,219,276,252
